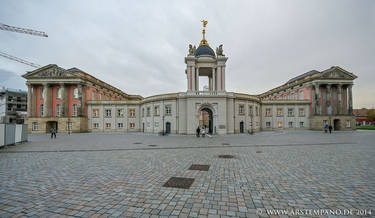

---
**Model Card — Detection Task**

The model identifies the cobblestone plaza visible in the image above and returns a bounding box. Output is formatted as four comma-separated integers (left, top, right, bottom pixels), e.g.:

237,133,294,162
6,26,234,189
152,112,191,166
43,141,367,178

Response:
0,131,374,217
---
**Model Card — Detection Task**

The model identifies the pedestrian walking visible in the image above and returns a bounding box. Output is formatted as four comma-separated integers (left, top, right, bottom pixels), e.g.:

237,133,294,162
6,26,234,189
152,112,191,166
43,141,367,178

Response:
324,123,328,133
196,126,200,137
51,127,57,139
328,125,333,134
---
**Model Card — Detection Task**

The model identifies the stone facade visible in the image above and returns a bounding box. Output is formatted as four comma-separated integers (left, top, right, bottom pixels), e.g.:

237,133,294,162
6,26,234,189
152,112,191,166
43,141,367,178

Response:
22,26,357,134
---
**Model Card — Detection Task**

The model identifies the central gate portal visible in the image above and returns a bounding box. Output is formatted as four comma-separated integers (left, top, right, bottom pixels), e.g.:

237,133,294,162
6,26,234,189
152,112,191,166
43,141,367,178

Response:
199,108,213,134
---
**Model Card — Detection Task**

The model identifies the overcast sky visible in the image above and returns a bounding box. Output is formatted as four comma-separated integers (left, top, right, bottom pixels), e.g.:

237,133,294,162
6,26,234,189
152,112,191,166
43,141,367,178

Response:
0,0,374,108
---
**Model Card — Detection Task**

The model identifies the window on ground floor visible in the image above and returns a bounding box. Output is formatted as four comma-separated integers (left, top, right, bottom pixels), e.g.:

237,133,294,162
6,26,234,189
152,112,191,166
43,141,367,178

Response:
93,123,99,129
266,122,271,128
105,123,111,129
32,122,38,131
130,122,135,128
300,122,304,128
288,121,293,128
277,121,283,128
346,120,351,128
118,123,123,128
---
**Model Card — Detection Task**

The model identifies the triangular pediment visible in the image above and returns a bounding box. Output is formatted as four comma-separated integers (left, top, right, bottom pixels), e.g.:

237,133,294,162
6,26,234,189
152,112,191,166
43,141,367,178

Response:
319,66,357,80
22,64,78,79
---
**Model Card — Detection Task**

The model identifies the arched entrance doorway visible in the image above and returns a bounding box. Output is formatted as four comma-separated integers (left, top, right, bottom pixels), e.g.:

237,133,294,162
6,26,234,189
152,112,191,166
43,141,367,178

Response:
199,108,213,134
240,121,244,133
333,119,341,130
46,121,58,133
165,122,171,134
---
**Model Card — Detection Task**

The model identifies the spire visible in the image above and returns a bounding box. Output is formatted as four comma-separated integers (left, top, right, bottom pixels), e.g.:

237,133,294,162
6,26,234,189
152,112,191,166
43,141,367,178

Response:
200,20,209,46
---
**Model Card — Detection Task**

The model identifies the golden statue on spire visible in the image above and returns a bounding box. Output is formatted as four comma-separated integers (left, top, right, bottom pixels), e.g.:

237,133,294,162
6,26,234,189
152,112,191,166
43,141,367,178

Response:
200,20,208,46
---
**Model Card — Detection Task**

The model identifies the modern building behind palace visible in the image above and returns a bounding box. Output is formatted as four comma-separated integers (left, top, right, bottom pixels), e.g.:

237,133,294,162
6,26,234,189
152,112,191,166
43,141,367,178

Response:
22,22,357,134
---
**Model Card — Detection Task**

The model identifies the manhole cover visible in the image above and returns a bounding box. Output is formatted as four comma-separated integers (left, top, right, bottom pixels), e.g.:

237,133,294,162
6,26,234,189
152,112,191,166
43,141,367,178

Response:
218,155,235,159
133,142,142,144
148,144,157,147
163,177,194,189
188,164,210,171
256,151,262,153
222,143,230,145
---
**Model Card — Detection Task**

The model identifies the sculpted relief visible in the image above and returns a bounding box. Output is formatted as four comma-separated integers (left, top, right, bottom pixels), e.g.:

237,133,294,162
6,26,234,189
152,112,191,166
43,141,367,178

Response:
35,67,70,78
322,70,348,79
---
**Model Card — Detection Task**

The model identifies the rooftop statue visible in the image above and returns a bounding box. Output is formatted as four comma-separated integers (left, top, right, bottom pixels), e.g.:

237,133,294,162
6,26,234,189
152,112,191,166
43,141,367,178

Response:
188,44,196,56
216,44,224,56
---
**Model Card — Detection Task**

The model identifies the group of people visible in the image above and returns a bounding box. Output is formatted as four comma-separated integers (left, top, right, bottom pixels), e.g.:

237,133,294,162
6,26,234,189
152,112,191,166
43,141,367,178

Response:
324,123,333,134
196,126,207,137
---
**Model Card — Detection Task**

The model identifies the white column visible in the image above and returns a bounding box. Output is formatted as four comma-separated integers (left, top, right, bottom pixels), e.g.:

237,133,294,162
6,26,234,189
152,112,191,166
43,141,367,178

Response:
314,83,320,115
59,83,65,117
327,84,332,115
196,67,199,91
337,84,342,115
348,85,353,115
212,68,216,91
27,84,32,117
42,83,49,117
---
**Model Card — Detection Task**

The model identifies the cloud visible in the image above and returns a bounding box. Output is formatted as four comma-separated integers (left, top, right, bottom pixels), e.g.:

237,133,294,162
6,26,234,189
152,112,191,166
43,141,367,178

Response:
0,0,374,108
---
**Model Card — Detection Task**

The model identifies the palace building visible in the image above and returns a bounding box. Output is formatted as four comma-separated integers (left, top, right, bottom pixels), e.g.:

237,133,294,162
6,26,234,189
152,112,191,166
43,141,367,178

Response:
23,21,357,134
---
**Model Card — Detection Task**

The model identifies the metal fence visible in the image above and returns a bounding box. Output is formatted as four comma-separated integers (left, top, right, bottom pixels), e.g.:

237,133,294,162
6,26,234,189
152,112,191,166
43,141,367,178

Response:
0,124,28,147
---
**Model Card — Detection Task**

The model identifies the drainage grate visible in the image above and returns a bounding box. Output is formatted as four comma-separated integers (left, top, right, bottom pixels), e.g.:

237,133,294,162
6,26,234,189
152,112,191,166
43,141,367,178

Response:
256,151,262,153
218,155,235,159
222,143,230,145
148,144,157,147
133,142,142,144
163,177,195,189
188,164,210,171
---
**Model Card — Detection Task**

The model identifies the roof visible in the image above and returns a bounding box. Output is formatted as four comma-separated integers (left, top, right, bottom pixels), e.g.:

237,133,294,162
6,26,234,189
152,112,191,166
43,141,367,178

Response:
286,70,320,84
194,45,215,57
353,108,369,117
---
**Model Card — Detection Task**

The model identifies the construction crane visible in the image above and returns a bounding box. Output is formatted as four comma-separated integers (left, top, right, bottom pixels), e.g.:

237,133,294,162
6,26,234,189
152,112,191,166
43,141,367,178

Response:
0,23,48,37
0,22,48,67
0,51,41,68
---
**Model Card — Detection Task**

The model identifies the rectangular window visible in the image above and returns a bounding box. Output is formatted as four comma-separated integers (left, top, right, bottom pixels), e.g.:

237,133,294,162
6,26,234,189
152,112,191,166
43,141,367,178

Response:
265,108,272,116
57,88,62,99
72,104,78,117
165,105,172,115
266,122,271,128
299,90,304,100
239,105,244,115
129,109,136,117
130,122,135,128
288,108,294,117
105,123,111,129
93,123,99,129
288,122,293,128
73,88,79,99
67,122,72,131
39,104,44,117
56,104,61,117
154,106,160,116
147,107,151,117
300,122,304,128
142,108,145,117
346,120,351,128
92,91,95,100
291,93,295,100
277,121,283,128
249,106,253,116
256,106,259,116
117,109,124,117
299,108,305,117
105,109,111,117
92,109,99,117
32,122,38,131
118,123,123,129
277,108,283,117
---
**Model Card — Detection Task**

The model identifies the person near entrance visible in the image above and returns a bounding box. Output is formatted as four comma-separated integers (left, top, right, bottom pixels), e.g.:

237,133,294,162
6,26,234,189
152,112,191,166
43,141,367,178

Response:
201,126,206,137
328,125,333,134
196,126,200,137
324,123,328,133
50,128,57,139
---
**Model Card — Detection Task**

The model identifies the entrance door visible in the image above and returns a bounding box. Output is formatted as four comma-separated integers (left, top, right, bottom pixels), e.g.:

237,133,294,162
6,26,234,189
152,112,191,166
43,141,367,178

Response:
46,121,58,133
199,108,213,134
334,119,341,130
165,122,171,134
240,121,244,133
